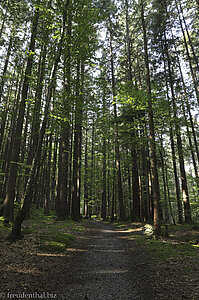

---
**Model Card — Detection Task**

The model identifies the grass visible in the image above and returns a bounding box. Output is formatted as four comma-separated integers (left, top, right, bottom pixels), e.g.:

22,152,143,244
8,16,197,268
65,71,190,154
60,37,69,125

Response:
132,223,199,261
22,205,85,232
0,216,11,232
0,204,84,253
38,230,76,253
22,205,84,252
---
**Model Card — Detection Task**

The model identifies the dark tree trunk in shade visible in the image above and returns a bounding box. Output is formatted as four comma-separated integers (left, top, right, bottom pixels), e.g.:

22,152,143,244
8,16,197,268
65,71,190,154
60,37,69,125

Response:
9,1,69,240
101,95,107,221
140,0,161,235
3,7,40,222
109,16,125,220
164,32,192,223
72,60,84,221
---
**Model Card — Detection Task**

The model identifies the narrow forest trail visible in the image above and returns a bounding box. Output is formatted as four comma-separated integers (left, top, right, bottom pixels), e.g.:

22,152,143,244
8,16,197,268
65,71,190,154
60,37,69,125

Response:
62,220,156,300
1,220,198,300
61,221,198,300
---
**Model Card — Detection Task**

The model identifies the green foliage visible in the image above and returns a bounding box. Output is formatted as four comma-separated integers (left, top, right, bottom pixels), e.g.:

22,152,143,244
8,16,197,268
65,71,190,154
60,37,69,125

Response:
38,231,76,253
133,223,199,261
117,82,147,111
134,235,198,261
0,216,11,233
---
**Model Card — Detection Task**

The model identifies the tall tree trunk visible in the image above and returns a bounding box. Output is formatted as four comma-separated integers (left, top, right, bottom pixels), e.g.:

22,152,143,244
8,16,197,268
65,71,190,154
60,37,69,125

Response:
164,158,176,225
125,0,133,83
0,28,15,103
68,119,73,215
109,16,125,220
0,75,23,205
44,133,52,215
9,1,69,240
159,136,169,237
0,70,16,150
181,97,199,189
89,117,95,218
175,0,199,105
0,1,8,39
164,32,192,223
101,94,107,221
162,44,183,224
125,0,140,221
178,1,199,73
84,117,89,217
140,0,161,235
3,7,40,223
56,2,71,220
51,137,58,210
72,60,83,221
174,45,199,166
131,130,140,221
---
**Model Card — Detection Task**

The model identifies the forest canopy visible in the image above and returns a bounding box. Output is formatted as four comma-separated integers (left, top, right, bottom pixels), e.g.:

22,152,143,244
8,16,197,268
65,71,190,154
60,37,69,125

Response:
0,0,198,240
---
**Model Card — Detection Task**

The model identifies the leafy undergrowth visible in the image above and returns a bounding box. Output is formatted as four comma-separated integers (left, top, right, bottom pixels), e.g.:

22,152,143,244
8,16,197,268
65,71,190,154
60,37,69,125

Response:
131,223,199,262
109,219,199,263
0,204,88,253
37,230,76,253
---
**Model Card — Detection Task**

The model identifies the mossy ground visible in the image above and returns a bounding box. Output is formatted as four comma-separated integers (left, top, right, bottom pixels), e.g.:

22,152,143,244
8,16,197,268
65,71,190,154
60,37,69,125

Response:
38,230,76,252
131,223,199,262
0,204,88,253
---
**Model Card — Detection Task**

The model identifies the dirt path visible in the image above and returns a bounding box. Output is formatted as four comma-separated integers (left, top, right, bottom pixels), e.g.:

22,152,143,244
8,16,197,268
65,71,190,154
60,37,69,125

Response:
1,220,199,300
61,221,199,300
60,221,159,300
62,222,143,299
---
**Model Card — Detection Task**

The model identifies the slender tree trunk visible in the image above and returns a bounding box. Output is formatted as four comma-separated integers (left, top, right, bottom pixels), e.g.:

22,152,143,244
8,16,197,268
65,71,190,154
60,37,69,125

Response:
111,163,116,222
164,152,176,225
72,59,83,221
175,0,199,105
140,0,161,235
164,32,192,223
10,1,69,239
178,1,199,73
162,45,183,223
0,29,15,103
101,94,107,220
181,97,199,189
131,130,140,221
174,46,199,166
51,137,58,210
159,137,169,237
0,1,8,39
0,70,16,150
0,76,23,206
107,130,111,217
25,45,47,187
3,7,40,223
125,0,133,83
68,119,73,215
125,0,140,221
56,2,71,220
109,16,125,220
84,117,89,217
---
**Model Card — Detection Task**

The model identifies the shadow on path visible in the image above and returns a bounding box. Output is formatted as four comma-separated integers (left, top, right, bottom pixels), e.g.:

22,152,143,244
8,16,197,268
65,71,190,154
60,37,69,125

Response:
62,221,157,300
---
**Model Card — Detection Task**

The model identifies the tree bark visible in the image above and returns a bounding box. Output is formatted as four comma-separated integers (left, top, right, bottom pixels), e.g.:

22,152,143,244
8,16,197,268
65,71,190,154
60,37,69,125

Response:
3,7,40,223
9,1,69,240
109,16,125,220
72,60,83,221
164,31,192,223
101,94,107,221
141,0,161,235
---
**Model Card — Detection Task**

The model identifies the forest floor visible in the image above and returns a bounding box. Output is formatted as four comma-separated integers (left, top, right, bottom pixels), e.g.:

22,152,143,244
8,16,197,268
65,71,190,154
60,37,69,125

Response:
0,212,199,300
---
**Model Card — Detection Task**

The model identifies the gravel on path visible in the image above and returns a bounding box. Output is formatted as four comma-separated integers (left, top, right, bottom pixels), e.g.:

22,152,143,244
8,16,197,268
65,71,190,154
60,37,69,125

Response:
61,221,157,300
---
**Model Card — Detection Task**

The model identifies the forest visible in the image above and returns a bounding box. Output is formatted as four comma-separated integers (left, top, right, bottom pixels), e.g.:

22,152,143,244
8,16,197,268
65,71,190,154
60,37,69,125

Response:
0,0,199,237
0,0,199,298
